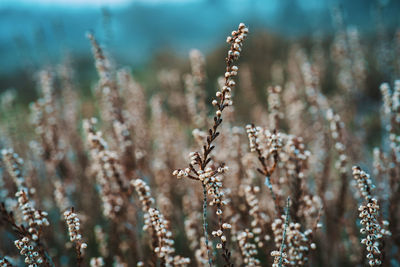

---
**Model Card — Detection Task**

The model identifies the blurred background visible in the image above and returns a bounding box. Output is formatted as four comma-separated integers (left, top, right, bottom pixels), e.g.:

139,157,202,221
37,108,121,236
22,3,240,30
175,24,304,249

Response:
1,0,399,102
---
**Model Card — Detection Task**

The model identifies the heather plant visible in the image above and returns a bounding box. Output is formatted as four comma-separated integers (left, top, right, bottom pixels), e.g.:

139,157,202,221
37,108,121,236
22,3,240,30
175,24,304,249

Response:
0,20,400,267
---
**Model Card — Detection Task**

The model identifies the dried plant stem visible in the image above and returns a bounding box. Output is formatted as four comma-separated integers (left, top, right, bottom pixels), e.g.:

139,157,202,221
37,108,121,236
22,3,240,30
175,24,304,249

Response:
202,183,213,267
278,197,290,267
246,124,282,216
264,175,281,216
87,33,136,176
174,23,248,267
252,127,281,215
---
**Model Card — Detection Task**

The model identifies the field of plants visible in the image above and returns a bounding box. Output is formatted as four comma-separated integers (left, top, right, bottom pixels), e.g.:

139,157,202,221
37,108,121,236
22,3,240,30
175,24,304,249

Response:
0,7,400,267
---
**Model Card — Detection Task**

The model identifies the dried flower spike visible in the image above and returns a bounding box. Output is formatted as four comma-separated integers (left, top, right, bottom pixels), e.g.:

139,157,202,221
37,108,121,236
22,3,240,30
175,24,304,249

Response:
64,208,87,266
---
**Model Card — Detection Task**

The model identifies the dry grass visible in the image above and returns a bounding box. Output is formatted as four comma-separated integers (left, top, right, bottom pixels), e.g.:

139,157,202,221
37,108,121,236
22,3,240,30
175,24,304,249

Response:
0,22,399,267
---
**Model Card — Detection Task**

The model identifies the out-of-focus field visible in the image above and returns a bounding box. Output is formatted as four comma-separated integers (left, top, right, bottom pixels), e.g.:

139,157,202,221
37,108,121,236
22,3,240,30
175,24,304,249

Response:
0,2,400,267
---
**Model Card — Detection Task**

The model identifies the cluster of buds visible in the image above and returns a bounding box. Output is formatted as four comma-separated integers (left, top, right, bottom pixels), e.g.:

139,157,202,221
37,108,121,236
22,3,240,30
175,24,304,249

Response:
87,33,112,91
279,135,309,177
347,28,366,87
200,166,229,208
394,81,400,122
0,257,13,267
380,83,393,117
382,81,400,123
237,229,261,266
267,85,283,129
83,118,107,150
156,192,174,220
212,23,248,109
96,154,125,219
326,109,347,174
90,137,126,186
245,125,259,152
215,68,237,107
267,130,283,155
173,156,229,185
380,82,400,164
30,70,66,163
14,237,43,266
212,221,231,250
132,180,189,266
1,149,29,192
184,49,207,128
53,179,71,212
296,49,330,116
172,168,191,180
131,179,155,232
16,190,49,241
90,257,105,267
271,250,289,267
57,61,79,128
246,125,283,214
64,209,87,255
358,198,386,266
88,34,135,173
281,82,306,136
272,216,317,266
352,166,374,200
297,195,323,225
352,166,391,266
285,223,316,266
83,118,126,219
331,27,359,95
245,125,283,157
200,167,232,254
272,217,286,249
173,254,193,265
243,185,270,247
148,208,190,266
271,200,289,267
282,135,308,162
226,23,248,60
117,69,148,161
132,179,161,259
113,120,133,154
372,148,388,178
